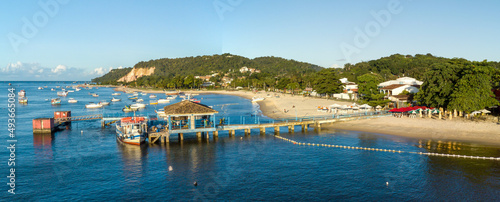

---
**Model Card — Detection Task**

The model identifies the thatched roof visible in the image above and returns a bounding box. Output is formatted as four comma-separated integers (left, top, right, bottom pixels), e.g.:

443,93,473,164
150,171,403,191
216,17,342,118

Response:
163,100,218,115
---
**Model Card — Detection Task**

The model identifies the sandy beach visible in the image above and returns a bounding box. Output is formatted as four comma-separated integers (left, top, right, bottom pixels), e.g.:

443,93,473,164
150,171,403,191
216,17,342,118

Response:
111,86,500,145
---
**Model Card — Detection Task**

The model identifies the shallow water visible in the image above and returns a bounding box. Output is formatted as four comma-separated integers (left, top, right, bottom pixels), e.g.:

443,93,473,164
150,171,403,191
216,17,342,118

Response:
1,81,499,201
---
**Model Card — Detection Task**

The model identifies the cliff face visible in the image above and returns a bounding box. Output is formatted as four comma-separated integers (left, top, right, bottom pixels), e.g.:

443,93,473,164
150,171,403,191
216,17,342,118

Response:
117,67,155,82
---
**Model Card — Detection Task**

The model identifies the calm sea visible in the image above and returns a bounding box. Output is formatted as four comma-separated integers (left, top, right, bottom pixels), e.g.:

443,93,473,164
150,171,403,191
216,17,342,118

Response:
1,81,499,201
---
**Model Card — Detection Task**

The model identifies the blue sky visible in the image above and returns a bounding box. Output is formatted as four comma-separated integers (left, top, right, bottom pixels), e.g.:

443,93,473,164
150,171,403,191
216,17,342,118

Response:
2,0,499,81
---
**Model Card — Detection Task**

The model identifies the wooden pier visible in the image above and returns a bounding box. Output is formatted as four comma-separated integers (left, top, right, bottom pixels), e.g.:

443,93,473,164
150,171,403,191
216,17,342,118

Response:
148,113,390,144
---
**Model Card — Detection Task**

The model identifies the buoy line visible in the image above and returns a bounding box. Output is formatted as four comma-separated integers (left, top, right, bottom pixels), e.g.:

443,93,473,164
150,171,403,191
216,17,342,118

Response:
272,135,500,161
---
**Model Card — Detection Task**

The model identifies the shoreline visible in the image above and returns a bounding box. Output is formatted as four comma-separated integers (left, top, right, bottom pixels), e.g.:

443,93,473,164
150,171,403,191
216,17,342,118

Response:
108,86,500,146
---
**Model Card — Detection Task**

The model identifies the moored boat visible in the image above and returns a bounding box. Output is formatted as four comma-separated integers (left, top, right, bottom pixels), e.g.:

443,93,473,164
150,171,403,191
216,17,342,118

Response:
51,88,55,91
38,87,43,90
75,88,81,91
18,90,26,97
19,97,28,104
128,96,138,100
150,100,158,105
158,99,170,103
51,98,61,105
57,91,68,97
68,98,78,103
112,92,121,96
92,93,99,97
149,94,157,98
115,117,147,145
111,97,121,102
122,105,138,112
85,102,103,109
131,103,146,108
251,97,265,102
166,95,177,100
99,101,110,106
136,98,144,102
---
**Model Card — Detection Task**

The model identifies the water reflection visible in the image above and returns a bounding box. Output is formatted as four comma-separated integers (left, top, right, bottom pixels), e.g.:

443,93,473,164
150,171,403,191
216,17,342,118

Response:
33,133,54,160
117,142,149,183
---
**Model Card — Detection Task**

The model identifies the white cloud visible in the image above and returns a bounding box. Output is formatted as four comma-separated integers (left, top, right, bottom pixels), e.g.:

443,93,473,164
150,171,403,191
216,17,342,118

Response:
51,65,67,73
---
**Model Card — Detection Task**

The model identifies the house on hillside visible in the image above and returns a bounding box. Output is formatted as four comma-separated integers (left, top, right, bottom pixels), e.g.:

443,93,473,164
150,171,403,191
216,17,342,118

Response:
378,77,423,88
333,78,358,100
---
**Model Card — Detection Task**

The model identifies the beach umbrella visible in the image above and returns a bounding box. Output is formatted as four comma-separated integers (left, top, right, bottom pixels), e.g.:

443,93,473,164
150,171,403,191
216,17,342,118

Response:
330,104,341,109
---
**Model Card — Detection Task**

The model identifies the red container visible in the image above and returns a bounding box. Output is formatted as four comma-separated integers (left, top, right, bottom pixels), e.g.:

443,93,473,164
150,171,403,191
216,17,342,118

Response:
54,111,71,119
33,118,54,133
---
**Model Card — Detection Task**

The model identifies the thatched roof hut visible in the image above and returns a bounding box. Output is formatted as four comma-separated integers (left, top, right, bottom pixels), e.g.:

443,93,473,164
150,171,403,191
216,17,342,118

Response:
163,100,218,116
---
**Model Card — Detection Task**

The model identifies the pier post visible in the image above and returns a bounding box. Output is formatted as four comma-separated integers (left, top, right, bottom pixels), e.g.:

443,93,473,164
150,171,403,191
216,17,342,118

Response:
245,129,250,135
274,126,280,135
260,127,265,135
165,134,170,143
315,123,321,132
213,131,219,137
101,120,105,128
302,124,308,132
229,130,234,137
178,133,184,141
288,125,294,133
196,132,202,138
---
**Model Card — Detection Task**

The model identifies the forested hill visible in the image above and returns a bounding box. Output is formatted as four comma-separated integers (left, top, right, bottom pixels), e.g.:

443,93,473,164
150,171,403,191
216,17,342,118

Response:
338,54,500,83
92,53,323,84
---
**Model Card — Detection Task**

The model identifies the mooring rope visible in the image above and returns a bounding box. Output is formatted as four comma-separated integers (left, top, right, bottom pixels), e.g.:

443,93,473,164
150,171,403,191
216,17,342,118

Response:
273,135,500,161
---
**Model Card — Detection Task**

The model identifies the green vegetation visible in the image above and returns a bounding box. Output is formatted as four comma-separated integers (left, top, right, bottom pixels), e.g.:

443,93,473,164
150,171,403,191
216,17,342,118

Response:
93,53,500,112
357,73,389,107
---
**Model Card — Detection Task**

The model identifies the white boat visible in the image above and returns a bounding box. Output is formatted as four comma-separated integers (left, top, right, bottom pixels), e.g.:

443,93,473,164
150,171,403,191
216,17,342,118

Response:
18,90,26,97
67,90,74,93
38,87,43,90
141,92,147,95
132,93,139,96
85,102,103,109
99,101,110,106
75,88,81,91
122,105,138,112
158,99,170,103
149,100,158,105
68,98,78,103
92,93,99,97
252,97,265,102
136,98,144,102
112,93,121,96
57,91,68,97
149,94,157,98
166,95,176,100
51,88,55,91
131,103,146,108
111,98,121,102
115,117,147,145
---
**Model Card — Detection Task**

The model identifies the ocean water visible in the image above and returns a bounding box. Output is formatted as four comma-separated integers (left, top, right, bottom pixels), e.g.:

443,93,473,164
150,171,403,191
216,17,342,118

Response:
1,81,499,201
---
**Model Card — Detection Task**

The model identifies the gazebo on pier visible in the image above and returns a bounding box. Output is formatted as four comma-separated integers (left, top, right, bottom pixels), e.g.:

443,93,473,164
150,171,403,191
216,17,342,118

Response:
160,100,218,133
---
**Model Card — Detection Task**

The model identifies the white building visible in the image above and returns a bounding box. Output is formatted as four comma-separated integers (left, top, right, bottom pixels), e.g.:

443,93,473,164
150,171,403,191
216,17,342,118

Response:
339,78,358,94
239,66,249,73
379,84,419,96
378,77,423,88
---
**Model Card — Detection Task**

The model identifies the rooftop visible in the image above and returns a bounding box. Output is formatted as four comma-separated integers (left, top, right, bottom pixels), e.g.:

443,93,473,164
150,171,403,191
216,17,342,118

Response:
163,101,218,115
380,84,407,90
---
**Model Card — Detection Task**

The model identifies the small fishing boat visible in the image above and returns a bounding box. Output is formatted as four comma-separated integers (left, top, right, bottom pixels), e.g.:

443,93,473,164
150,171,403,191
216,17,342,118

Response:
38,87,43,90
57,91,68,97
122,105,138,112
112,93,121,96
18,90,26,97
190,99,201,103
131,103,146,108
68,98,78,103
166,95,176,100
51,98,61,105
67,90,74,93
75,88,81,91
164,90,179,95
111,97,121,102
251,97,265,102
141,92,147,95
85,102,103,109
44,86,47,88
149,94,157,98
128,96,138,100
150,100,158,105
158,99,170,104
99,101,110,106
19,97,28,104
56,86,60,88
92,93,99,97
132,92,139,96
115,117,148,145
51,88,55,91
136,98,144,102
